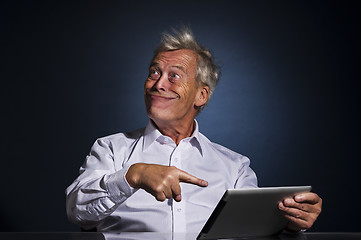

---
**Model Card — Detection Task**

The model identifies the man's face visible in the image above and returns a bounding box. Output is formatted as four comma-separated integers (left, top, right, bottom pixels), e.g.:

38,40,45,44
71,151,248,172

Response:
144,49,207,125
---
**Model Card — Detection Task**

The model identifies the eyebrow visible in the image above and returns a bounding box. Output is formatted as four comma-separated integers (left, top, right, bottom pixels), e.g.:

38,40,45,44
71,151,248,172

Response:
172,65,186,74
149,62,159,68
149,62,187,75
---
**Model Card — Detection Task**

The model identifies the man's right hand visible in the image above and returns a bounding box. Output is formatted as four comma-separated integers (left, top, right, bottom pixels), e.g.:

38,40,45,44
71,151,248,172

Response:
126,163,208,202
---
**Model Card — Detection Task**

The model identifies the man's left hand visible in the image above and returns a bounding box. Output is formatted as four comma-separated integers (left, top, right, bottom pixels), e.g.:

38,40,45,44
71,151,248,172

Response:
278,192,322,232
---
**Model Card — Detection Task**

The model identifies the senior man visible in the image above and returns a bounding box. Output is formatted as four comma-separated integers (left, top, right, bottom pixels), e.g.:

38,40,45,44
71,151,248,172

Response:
66,28,322,233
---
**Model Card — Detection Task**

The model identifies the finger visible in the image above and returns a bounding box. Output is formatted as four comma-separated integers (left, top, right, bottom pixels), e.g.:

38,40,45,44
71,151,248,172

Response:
279,201,308,221
171,183,182,202
154,191,166,202
281,203,317,231
146,180,173,201
293,193,322,216
282,198,312,213
283,213,313,231
162,184,173,200
294,192,321,204
178,170,208,187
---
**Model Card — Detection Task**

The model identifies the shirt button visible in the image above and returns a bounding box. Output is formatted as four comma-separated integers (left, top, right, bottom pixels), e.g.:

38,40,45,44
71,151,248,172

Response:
177,208,182,212
174,158,178,162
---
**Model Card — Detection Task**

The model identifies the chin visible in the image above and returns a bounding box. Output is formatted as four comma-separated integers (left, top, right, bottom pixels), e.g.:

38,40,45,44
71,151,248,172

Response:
147,108,175,123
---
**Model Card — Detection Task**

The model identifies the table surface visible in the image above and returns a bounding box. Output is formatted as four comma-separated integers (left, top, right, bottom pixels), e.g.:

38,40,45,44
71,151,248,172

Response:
1,232,360,240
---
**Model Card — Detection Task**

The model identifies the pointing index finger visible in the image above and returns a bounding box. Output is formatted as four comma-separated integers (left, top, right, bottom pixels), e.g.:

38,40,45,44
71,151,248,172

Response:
178,170,208,187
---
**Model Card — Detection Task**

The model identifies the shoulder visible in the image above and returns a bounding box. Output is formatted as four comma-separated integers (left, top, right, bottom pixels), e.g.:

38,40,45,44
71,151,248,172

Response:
93,127,145,149
198,132,257,187
198,132,250,163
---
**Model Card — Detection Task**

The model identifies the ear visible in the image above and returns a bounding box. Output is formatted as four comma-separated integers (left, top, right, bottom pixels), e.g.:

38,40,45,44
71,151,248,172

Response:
195,86,209,107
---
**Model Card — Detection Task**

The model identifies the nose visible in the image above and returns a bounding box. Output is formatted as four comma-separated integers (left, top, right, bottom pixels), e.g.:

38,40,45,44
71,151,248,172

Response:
152,74,169,92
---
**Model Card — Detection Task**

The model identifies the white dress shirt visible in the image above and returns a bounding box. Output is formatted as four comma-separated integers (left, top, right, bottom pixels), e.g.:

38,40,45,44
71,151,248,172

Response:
66,120,258,233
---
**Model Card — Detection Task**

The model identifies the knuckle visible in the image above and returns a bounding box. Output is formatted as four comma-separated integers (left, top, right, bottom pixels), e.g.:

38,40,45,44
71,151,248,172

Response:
169,166,178,172
304,221,313,229
166,167,179,177
299,204,306,211
165,174,176,182
312,213,319,223
154,184,164,193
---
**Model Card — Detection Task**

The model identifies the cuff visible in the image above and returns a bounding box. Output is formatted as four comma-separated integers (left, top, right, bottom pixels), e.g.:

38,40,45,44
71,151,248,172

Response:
105,165,137,203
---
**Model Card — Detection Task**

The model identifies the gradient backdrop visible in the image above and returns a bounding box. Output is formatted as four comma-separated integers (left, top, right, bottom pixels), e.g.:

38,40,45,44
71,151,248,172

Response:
2,0,360,232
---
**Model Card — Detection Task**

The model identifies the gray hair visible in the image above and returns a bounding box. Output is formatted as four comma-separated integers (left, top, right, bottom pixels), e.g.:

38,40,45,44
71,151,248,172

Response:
153,27,220,110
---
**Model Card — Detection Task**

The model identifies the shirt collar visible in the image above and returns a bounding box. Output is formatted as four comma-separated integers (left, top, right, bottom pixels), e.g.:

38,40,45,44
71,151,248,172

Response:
142,119,203,156
143,120,162,152
189,119,203,156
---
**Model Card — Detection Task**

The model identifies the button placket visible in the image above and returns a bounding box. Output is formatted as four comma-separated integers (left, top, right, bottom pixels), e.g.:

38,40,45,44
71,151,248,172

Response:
171,143,186,232
172,198,186,232
171,144,183,168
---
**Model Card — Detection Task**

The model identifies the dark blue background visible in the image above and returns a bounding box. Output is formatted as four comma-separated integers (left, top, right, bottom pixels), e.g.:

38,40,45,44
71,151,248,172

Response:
2,0,360,232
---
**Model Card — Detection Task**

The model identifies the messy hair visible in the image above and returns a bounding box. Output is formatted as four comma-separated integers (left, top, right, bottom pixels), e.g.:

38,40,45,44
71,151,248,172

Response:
153,27,220,110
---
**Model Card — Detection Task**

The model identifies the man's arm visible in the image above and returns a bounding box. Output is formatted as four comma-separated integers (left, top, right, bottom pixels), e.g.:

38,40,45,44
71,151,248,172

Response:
278,192,322,232
65,139,137,229
66,138,208,229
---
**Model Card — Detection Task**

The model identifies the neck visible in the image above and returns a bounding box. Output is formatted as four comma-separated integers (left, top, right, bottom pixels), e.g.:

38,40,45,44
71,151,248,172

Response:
151,118,196,145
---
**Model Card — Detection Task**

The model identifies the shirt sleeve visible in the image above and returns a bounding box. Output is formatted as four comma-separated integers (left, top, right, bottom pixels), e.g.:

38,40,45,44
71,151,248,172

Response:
65,138,137,230
234,155,258,189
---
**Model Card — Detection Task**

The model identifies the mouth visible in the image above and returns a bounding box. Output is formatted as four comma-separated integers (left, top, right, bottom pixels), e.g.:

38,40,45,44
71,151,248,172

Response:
150,94,176,100
146,92,178,101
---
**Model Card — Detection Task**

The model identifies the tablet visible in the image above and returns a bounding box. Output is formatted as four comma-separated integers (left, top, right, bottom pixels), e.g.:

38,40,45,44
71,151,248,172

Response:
197,186,312,239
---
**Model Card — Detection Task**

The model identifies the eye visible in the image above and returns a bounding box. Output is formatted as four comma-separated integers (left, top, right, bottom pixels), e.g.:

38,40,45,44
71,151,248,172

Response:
169,72,180,81
148,69,160,80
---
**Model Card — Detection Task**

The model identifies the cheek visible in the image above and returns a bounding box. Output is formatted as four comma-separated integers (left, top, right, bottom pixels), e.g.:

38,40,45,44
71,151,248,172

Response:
144,79,153,90
174,82,193,98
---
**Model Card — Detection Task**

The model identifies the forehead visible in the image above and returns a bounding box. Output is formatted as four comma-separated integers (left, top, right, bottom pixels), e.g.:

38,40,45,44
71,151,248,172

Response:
151,49,197,71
